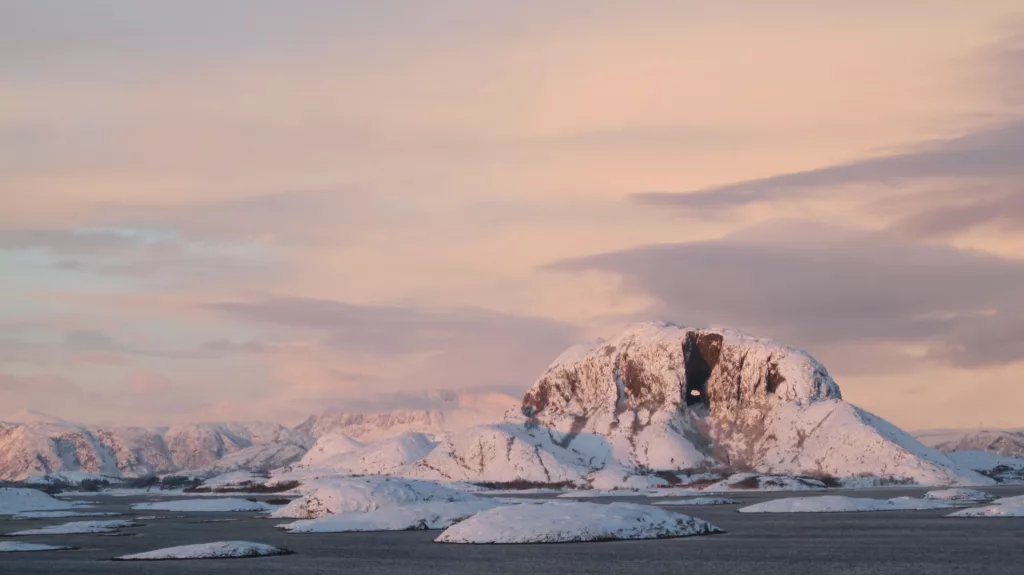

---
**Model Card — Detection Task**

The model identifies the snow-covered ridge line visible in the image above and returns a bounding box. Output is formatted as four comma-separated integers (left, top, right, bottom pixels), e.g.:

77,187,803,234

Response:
0,418,313,481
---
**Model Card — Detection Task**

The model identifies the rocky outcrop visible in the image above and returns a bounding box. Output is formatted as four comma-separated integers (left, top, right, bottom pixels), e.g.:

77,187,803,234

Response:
516,322,985,485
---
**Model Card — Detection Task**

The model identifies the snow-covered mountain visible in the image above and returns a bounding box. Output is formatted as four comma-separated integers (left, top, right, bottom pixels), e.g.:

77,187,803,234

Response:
2,323,1004,487
408,322,988,486
914,428,1024,458
0,416,312,481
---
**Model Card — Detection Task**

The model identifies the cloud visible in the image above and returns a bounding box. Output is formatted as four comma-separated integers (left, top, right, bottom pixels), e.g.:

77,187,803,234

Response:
550,221,1024,370
205,297,581,390
630,28,1024,241
0,225,278,287
91,190,367,245
0,228,141,254
0,373,101,421
632,119,1024,208
72,351,130,366
63,330,115,350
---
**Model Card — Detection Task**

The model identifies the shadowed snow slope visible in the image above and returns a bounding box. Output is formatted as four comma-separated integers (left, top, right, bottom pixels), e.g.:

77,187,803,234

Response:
277,500,501,533
435,501,723,543
294,433,364,468
0,488,75,515
271,476,476,519
114,541,290,560
416,322,985,486
738,495,953,513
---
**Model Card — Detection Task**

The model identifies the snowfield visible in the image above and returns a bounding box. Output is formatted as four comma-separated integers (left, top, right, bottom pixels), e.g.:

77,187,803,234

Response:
654,497,740,506
435,501,723,544
0,488,76,515
739,496,954,513
114,541,292,561
8,520,138,536
924,488,995,502
0,542,76,553
132,498,279,513
948,495,1024,517
277,500,500,533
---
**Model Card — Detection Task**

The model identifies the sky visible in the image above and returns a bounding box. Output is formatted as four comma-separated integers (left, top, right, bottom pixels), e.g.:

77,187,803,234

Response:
2,1,1023,429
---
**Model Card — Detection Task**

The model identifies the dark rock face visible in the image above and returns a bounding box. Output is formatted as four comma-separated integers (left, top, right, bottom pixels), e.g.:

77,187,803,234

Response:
683,332,722,408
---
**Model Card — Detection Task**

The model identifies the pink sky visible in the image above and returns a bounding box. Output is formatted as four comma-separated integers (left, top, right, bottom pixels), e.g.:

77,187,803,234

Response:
2,1,1023,428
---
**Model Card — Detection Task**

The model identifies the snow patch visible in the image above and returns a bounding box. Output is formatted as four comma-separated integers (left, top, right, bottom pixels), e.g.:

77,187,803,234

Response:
739,495,954,513
114,541,291,561
436,501,723,544
8,520,138,536
0,542,76,553
924,488,995,502
948,494,1024,517
0,488,75,515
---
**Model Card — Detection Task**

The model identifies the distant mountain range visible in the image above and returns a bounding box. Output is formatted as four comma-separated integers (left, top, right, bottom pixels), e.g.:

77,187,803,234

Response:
0,414,312,481
913,428,1024,459
2,323,1021,486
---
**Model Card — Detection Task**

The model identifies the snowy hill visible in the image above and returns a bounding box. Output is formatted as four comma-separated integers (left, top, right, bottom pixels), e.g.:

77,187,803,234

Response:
914,428,1024,458
412,322,988,486
0,416,312,481
294,432,436,476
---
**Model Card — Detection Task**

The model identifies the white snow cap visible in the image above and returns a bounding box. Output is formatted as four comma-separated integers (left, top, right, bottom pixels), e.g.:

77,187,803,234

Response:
435,500,723,544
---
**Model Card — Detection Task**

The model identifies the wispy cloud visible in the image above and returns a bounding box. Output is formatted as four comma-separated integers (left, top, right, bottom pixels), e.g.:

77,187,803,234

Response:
551,221,1024,370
